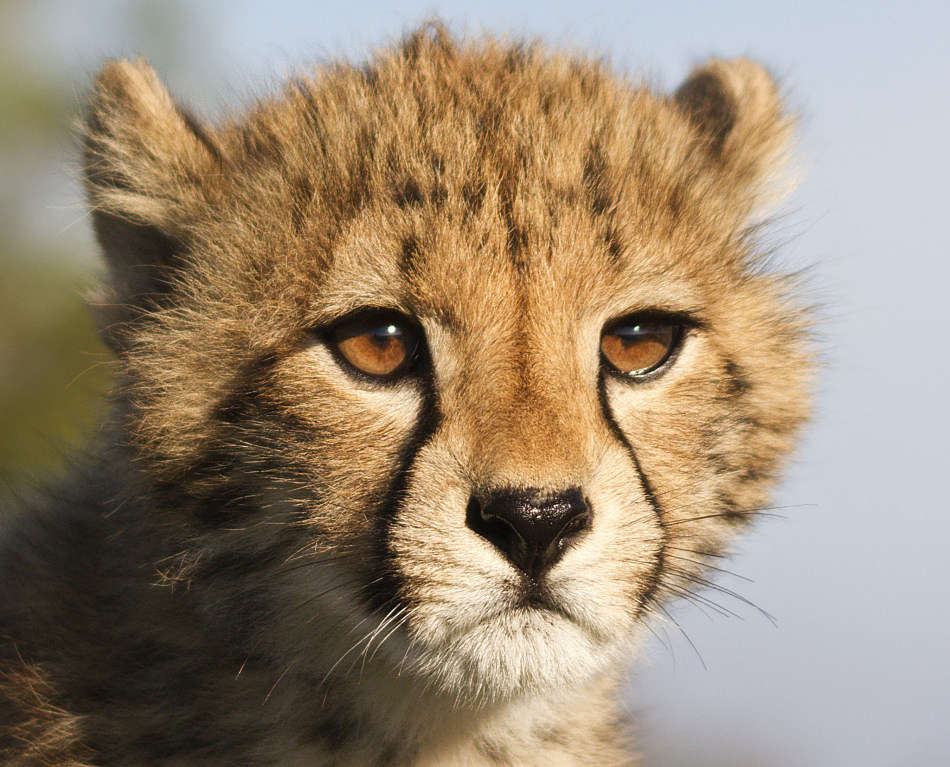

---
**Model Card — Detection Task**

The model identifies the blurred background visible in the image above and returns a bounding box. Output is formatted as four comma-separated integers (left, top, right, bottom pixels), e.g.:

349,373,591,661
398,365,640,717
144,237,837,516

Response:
1,0,947,764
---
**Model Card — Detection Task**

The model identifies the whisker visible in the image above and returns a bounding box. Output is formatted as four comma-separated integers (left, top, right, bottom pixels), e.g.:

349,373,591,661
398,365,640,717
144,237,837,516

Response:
263,660,295,704
671,570,776,625
356,606,409,676
657,604,707,670
664,545,729,559
663,509,785,527
662,581,744,620
318,598,402,688
664,552,754,583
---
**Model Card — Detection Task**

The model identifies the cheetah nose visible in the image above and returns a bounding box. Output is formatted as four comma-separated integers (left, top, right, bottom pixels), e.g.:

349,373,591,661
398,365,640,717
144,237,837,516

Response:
465,488,591,580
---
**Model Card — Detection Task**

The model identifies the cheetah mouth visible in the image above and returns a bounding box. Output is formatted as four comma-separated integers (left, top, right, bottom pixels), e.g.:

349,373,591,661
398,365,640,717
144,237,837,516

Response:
516,585,563,613
488,583,581,626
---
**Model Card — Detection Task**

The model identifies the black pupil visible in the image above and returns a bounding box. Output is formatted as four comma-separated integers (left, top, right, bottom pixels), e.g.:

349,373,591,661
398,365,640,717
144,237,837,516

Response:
369,325,401,346
616,325,650,342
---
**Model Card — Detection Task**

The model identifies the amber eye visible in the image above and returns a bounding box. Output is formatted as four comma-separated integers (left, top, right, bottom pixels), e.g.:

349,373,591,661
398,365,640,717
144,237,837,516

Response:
328,312,420,379
601,317,683,377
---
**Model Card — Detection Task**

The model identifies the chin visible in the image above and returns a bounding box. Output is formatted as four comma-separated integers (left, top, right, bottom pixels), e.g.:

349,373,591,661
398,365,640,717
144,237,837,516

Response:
399,593,632,705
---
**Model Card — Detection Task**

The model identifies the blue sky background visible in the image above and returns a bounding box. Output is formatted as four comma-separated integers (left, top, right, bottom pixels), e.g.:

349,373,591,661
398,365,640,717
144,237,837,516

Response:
5,1,949,763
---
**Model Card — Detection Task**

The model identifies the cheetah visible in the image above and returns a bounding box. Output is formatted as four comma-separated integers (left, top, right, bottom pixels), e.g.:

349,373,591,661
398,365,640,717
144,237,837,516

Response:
0,23,810,766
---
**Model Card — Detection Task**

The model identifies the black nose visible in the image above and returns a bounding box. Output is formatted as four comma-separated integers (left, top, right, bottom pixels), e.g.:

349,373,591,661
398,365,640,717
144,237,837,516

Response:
466,488,591,579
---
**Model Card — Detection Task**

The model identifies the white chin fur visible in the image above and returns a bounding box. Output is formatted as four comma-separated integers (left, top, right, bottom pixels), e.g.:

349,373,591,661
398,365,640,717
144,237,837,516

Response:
395,604,627,704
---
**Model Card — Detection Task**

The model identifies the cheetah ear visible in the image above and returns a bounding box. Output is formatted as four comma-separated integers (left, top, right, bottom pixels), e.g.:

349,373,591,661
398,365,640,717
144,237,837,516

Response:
674,58,795,213
83,58,222,349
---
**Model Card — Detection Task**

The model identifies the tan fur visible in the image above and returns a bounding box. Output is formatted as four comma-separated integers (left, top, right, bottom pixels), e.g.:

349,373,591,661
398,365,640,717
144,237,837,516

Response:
0,661,93,767
1,23,811,765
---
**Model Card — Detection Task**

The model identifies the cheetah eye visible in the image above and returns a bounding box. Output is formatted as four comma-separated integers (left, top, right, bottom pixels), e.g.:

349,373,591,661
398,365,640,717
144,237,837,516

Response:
327,310,421,380
600,315,685,378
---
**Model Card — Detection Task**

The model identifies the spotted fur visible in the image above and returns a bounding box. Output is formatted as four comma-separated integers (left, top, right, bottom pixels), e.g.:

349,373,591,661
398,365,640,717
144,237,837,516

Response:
0,23,811,765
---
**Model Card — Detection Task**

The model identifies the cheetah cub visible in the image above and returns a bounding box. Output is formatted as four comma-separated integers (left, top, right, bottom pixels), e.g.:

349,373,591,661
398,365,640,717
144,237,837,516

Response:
0,24,810,767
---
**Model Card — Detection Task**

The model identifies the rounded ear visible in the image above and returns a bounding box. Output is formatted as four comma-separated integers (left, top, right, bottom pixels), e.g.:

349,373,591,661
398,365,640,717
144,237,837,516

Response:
674,58,796,216
83,59,222,349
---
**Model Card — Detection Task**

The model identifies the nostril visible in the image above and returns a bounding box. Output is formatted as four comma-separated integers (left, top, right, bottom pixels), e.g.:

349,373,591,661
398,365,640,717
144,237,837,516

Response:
465,488,591,579
465,496,528,565
556,505,592,540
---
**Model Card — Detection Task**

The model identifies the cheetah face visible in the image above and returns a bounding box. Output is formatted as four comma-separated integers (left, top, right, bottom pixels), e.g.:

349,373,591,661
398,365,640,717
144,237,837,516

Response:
285,203,768,701
85,31,809,704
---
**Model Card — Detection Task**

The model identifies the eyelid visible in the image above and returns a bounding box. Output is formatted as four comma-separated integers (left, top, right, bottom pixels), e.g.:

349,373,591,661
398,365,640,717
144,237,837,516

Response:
602,308,704,333
322,306,412,331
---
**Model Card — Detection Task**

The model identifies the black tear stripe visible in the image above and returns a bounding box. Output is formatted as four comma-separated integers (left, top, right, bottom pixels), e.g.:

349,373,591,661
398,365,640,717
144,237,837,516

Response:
364,371,442,616
722,357,751,398
596,374,668,620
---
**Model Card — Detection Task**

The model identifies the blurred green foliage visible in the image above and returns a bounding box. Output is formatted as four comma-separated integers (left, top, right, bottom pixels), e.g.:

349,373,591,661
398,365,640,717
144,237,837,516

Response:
0,0,221,490
0,1,111,484
0,0,212,487
0,251,110,481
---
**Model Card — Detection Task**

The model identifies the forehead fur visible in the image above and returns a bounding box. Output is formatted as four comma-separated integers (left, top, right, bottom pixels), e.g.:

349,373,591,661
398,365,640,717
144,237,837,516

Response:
224,25,788,283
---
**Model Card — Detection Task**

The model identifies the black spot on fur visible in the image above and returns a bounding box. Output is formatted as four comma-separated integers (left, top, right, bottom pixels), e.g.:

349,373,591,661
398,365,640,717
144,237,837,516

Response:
583,141,612,216
429,180,448,207
400,234,420,277
714,490,754,526
667,181,687,222
723,358,751,397
265,407,320,443
498,170,529,273
214,352,279,424
506,223,529,270
347,125,377,210
706,451,733,477
395,176,424,208
461,177,487,212
604,224,624,264
739,463,775,483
